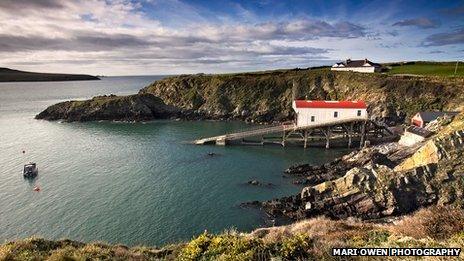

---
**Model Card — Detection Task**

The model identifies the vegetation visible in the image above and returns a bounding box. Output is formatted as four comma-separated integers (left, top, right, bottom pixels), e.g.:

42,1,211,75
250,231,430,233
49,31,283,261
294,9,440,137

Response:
386,61,463,77
2,206,463,260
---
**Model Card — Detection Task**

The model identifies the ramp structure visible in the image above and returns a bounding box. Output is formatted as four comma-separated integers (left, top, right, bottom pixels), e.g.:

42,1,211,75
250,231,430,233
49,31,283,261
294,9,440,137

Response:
193,117,392,148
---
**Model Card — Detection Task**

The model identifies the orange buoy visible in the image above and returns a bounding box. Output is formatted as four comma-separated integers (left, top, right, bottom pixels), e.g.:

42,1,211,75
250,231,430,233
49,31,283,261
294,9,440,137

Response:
33,186,41,192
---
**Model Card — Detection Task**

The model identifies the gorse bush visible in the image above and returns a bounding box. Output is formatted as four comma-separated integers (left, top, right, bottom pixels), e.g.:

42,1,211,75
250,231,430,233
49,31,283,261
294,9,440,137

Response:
390,205,464,240
280,234,313,260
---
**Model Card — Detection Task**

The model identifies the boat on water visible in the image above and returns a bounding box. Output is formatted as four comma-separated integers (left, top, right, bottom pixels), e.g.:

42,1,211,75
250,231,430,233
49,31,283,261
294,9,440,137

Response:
23,163,38,178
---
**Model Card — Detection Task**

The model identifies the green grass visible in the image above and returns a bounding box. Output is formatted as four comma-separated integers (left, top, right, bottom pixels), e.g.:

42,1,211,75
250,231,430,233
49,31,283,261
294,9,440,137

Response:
387,62,464,77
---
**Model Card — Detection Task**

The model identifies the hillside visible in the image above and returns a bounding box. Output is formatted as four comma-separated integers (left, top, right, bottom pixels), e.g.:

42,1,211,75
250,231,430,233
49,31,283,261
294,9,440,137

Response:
141,68,464,124
0,68,99,82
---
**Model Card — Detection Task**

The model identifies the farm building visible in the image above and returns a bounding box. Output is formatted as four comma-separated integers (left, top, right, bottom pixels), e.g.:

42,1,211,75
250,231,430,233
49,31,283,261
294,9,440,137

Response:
331,58,381,73
411,111,460,128
292,100,368,127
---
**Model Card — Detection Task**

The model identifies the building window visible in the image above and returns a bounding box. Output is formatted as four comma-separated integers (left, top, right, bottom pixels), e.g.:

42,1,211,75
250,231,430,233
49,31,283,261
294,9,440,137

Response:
357,110,361,116
334,111,338,118
311,116,315,122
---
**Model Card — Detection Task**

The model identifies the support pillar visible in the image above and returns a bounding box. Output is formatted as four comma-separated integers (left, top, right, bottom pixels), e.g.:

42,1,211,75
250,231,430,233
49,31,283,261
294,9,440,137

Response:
325,127,331,149
281,130,286,147
359,122,366,149
348,122,353,148
304,130,308,149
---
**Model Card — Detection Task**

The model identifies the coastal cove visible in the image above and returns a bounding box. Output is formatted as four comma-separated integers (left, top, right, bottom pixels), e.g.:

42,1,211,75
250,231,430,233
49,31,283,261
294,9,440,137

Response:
0,76,349,246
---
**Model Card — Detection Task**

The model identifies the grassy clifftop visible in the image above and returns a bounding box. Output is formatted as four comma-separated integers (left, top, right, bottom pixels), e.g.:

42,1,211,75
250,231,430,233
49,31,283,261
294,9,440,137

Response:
141,68,464,124
386,61,464,77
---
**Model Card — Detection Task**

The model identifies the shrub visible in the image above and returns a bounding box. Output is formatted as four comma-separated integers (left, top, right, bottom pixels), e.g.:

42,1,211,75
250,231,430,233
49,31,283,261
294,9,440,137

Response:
390,205,464,240
279,234,313,260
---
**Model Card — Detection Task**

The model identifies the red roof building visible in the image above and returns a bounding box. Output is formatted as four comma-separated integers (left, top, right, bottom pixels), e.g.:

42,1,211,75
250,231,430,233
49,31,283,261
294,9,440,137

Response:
292,100,368,127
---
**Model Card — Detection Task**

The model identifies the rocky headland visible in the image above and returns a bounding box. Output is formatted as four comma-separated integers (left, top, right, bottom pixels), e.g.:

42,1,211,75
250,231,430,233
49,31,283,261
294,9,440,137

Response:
35,93,188,122
37,68,464,123
0,67,99,82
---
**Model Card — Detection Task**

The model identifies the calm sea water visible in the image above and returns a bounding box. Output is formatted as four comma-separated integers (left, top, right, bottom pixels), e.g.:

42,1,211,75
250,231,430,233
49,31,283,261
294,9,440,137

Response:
0,76,349,246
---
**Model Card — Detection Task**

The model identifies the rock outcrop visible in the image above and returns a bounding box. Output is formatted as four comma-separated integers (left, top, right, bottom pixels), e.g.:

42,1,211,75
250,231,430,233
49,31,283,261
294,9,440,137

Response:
35,93,182,122
257,113,464,223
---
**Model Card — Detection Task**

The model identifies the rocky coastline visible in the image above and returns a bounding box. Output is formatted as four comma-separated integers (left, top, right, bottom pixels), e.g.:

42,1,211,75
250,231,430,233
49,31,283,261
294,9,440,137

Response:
36,68,464,124
243,113,464,224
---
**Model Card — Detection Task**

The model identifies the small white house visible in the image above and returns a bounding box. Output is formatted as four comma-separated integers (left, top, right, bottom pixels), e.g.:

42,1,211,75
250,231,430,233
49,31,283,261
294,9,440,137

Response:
411,111,460,128
292,100,368,127
331,59,381,73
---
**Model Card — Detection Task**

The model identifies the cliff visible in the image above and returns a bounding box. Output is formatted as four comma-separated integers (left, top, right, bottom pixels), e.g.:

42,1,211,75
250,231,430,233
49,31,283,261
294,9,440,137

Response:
141,68,464,124
0,67,99,82
35,93,180,122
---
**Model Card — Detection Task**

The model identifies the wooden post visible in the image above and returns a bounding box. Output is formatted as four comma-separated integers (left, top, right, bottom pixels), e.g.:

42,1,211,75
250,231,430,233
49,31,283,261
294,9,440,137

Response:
359,121,366,149
348,122,353,148
304,130,308,149
325,127,331,149
282,130,286,147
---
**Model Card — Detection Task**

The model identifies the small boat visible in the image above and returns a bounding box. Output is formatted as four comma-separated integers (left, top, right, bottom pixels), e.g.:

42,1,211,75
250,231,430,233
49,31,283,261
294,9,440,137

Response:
23,163,38,178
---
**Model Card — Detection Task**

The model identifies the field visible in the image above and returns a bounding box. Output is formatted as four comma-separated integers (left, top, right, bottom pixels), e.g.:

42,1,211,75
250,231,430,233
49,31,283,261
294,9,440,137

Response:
386,61,463,77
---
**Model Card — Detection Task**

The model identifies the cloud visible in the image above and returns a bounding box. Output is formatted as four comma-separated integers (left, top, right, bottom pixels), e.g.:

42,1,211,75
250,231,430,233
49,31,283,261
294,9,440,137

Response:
429,50,444,54
0,0,64,10
422,28,464,46
392,18,440,29
440,5,464,15
0,0,442,75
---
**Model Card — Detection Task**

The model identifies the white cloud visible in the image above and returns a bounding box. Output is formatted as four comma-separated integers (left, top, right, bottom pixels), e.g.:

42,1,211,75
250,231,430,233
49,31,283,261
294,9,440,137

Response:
2,0,439,75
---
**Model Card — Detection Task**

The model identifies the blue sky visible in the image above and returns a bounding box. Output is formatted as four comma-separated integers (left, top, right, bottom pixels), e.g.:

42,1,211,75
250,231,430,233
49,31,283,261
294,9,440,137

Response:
0,0,462,75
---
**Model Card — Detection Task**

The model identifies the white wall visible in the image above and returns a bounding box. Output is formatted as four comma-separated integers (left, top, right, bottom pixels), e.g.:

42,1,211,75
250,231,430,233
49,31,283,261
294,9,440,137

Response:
292,106,368,127
331,66,376,73
399,132,425,146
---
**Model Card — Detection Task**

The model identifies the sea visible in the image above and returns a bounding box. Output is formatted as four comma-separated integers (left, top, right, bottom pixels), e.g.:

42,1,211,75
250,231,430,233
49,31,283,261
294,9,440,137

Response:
0,76,349,246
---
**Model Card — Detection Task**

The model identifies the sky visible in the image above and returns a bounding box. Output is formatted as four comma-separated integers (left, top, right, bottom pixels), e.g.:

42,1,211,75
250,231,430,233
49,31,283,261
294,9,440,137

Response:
0,0,463,75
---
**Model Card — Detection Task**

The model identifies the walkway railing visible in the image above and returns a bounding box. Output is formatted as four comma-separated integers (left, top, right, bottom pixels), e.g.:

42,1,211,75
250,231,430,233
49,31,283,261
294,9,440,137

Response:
194,117,368,145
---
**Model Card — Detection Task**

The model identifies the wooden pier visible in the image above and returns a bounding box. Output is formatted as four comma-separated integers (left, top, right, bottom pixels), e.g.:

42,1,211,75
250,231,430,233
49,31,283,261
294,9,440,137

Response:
194,118,394,148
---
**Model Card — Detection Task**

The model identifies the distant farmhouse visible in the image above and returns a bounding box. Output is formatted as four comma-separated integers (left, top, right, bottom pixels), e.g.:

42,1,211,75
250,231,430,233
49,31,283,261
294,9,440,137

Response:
331,59,381,73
